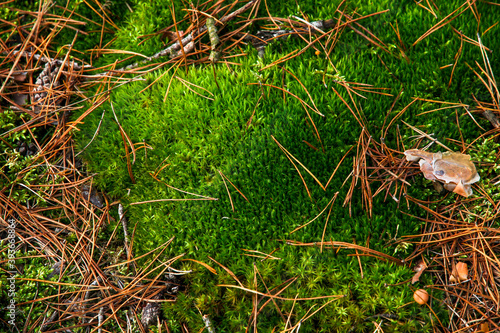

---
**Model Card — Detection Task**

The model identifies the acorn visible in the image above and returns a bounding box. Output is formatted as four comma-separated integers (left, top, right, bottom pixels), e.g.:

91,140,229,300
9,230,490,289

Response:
413,289,429,305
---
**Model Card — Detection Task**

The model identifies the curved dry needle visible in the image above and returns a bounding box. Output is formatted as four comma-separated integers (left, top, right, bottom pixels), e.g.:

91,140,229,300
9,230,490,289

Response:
402,120,452,152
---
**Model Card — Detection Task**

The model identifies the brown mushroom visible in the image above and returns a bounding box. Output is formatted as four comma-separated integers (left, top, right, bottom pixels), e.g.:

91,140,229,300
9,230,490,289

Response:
450,262,469,283
456,262,468,282
404,149,480,197
413,289,429,305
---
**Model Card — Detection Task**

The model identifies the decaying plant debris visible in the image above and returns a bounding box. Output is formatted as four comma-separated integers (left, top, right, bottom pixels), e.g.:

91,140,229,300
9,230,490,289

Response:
1,0,500,332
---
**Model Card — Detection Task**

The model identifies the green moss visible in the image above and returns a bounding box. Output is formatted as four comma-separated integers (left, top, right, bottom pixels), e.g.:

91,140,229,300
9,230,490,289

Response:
0,111,44,204
77,56,421,331
72,0,499,331
0,248,59,329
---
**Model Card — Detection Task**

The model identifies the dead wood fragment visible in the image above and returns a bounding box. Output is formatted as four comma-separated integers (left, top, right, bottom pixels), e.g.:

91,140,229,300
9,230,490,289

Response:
207,17,221,62
484,110,500,128
118,0,258,72
412,260,428,284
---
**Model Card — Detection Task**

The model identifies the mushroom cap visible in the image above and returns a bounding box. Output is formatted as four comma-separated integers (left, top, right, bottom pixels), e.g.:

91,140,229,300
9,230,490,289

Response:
404,149,480,197
456,262,468,281
413,289,429,305
432,152,480,185
404,149,434,163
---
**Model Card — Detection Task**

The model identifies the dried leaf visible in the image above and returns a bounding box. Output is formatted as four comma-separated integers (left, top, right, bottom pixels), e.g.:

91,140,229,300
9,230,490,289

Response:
412,260,428,284
484,110,500,128
13,71,28,82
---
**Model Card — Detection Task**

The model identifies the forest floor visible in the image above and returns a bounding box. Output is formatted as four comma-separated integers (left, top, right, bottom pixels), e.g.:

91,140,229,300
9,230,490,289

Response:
1,0,500,332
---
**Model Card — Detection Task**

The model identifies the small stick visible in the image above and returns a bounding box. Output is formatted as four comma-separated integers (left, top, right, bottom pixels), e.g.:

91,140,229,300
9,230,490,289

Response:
207,17,221,62
118,204,130,259
118,0,257,72
203,314,216,333
484,110,500,128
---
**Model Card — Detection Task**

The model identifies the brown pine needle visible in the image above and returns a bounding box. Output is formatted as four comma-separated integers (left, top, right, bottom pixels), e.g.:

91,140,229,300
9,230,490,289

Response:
412,0,472,47
250,82,324,117
150,172,218,200
302,140,319,151
209,256,243,287
218,170,250,203
331,86,365,128
253,265,288,323
272,136,312,198
176,75,215,100
219,169,235,211
325,145,354,189
320,192,338,252
259,48,299,72
218,283,344,301
271,135,326,191
117,125,135,184
242,248,281,261
130,197,218,205
291,193,338,234
286,240,403,265
402,120,453,152
111,100,136,164
281,66,323,118
181,258,218,275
